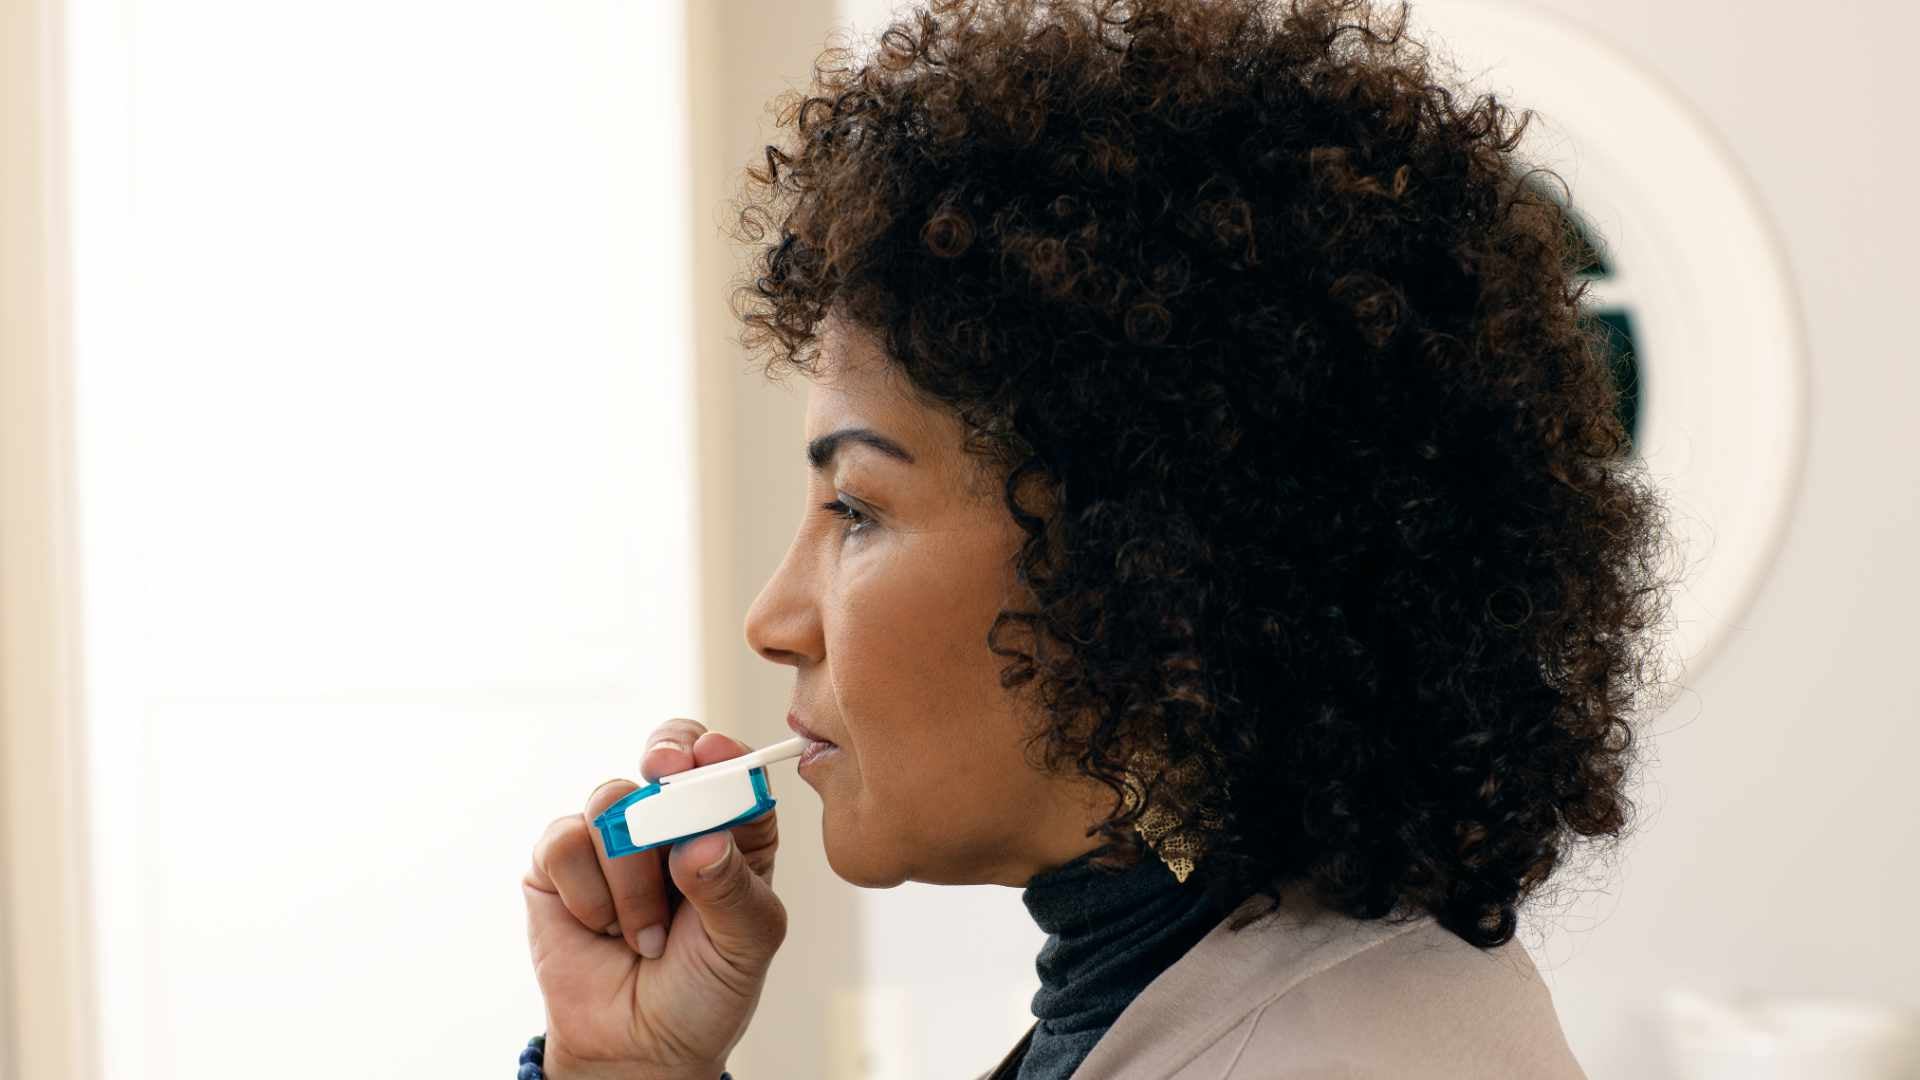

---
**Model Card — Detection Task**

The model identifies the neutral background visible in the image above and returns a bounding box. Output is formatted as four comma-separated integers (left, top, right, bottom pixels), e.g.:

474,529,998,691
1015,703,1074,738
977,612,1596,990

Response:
3,0,1915,1078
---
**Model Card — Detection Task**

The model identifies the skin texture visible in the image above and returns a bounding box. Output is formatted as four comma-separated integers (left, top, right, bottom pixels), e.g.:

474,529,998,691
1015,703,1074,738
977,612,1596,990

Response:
744,313,1113,889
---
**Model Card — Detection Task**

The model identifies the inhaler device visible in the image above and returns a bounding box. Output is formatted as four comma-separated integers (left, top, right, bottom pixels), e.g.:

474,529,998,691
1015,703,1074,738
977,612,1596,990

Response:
592,736,807,858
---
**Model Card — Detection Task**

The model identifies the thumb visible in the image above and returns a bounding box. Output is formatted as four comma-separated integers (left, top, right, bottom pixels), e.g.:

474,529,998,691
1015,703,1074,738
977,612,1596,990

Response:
667,829,787,978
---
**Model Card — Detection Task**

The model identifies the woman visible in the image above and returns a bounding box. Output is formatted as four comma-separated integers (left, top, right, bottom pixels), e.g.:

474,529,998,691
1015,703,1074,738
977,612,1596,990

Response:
520,0,1678,1076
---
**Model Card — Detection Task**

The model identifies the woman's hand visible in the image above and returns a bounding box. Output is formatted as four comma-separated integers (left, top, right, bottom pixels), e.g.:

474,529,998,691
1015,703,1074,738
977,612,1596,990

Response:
524,720,789,1080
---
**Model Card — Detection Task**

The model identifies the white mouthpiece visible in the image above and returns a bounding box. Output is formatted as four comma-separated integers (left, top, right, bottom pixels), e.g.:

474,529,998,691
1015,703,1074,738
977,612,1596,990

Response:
657,735,808,785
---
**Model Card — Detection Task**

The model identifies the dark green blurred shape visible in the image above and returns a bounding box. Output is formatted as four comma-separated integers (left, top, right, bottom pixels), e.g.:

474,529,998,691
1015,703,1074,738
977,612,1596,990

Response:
1553,184,1642,456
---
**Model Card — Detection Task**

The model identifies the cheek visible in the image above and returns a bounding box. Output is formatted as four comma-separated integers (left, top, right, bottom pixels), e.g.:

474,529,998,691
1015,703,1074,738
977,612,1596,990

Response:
825,538,1017,793
832,533,1001,667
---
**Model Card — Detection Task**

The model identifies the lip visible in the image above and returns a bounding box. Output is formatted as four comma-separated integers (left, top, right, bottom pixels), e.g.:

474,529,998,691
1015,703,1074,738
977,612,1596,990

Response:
797,740,841,773
786,712,837,746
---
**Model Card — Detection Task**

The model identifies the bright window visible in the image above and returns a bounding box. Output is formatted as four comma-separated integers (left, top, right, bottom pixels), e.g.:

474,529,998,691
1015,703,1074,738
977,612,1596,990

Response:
64,3,700,1075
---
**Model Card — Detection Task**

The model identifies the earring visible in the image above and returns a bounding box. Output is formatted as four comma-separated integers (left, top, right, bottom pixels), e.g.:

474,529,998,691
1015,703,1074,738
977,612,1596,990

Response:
1119,747,1223,884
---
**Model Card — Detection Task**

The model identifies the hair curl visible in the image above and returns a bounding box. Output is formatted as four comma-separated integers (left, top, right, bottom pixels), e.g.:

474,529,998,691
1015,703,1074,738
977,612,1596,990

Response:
730,0,1682,949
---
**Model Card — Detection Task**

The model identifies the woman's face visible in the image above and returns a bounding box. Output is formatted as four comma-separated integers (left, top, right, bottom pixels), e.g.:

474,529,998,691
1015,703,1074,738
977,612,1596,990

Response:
744,314,1109,889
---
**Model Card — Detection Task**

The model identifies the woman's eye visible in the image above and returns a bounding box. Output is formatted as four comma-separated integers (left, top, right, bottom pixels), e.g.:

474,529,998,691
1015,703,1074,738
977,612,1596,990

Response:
820,497,875,537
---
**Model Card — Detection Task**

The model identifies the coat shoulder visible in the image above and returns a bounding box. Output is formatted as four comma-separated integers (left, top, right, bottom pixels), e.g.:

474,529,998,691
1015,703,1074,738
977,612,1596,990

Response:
1224,917,1588,1079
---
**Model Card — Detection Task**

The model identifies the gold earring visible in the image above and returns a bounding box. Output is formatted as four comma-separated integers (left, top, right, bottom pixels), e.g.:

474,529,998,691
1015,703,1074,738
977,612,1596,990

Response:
1119,747,1223,885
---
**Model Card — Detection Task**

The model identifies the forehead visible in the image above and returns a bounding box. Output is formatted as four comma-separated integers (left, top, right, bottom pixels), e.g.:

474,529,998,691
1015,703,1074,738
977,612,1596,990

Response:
807,317,939,437
804,316,1007,504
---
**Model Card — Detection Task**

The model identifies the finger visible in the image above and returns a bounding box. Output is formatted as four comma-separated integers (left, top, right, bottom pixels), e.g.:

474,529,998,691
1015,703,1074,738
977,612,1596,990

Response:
521,875,643,1023
524,874,600,957
531,813,620,937
690,731,781,884
639,717,709,782
665,828,789,995
585,779,672,959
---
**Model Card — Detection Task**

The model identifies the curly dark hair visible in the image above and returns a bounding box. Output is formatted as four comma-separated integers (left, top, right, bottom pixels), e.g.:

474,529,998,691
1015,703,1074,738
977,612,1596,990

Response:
729,0,1682,949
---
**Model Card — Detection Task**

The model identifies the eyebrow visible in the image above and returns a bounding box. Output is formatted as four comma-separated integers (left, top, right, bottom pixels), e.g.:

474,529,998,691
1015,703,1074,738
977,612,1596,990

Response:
807,427,917,472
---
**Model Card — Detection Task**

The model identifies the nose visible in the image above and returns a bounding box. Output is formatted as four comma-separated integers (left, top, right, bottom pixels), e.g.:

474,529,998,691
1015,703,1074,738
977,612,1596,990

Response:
744,532,823,667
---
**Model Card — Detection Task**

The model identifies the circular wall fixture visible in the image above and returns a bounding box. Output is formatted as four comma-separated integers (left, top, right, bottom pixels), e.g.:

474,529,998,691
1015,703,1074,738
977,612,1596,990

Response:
1407,0,1809,688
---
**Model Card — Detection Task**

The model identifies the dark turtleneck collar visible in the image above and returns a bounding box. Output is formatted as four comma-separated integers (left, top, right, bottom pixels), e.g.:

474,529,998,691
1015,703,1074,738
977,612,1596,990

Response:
1014,849,1236,1079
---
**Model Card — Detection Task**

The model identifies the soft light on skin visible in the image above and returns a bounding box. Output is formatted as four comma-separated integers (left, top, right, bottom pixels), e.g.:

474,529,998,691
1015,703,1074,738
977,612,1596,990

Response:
743,312,1114,889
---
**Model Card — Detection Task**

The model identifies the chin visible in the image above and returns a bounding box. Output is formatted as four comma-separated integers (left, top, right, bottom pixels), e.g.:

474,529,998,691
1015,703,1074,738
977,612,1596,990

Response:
822,821,1012,888
822,837,911,889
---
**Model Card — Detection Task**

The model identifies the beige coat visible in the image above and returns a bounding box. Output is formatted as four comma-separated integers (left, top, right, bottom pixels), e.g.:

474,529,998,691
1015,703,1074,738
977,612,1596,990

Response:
976,884,1588,1078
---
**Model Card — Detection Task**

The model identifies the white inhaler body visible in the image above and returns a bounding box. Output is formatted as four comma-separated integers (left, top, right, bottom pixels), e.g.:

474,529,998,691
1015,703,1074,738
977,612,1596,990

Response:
591,736,804,858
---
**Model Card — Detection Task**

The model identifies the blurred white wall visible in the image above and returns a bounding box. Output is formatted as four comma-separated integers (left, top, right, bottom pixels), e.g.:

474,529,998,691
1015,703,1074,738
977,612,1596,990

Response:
65,1,702,1076
1470,1,1920,1075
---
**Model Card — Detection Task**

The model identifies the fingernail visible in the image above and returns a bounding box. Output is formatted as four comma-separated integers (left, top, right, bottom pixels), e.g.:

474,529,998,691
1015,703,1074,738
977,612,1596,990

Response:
698,836,734,880
603,922,621,937
633,923,666,959
654,737,692,757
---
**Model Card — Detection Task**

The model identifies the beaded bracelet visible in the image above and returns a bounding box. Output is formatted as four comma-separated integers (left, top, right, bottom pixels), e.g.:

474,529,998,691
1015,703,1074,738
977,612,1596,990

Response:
519,1034,734,1080
518,1035,546,1080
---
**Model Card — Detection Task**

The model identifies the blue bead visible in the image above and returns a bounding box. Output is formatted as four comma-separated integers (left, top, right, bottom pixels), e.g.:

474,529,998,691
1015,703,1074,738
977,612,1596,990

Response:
518,1033,546,1079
